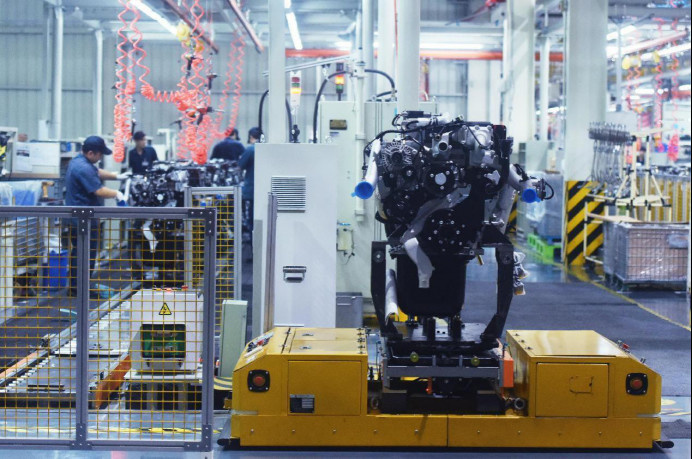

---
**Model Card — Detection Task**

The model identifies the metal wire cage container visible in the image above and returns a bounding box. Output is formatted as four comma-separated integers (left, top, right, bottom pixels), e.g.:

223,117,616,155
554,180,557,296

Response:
605,222,688,287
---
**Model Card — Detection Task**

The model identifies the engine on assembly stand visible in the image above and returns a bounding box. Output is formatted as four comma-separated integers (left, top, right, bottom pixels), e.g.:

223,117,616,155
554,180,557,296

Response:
122,159,242,287
355,112,553,414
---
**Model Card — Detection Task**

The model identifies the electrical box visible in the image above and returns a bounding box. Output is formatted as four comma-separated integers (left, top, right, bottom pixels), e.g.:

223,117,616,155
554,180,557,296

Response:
129,288,202,373
254,143,338,329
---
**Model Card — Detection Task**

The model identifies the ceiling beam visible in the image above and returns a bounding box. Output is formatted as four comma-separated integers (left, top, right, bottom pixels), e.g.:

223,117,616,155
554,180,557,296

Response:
223,0,264,53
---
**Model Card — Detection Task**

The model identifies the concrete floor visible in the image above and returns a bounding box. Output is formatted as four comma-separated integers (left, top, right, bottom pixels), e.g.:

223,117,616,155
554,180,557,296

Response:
1,244,690,457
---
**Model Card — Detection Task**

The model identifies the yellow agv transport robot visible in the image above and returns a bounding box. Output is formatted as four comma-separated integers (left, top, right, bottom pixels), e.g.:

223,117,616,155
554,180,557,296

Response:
227,113,666,449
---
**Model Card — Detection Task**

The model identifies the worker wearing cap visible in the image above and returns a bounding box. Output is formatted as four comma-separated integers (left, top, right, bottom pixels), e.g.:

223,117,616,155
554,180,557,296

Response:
128,131,159,175
211,127,245,162
65,135,130,295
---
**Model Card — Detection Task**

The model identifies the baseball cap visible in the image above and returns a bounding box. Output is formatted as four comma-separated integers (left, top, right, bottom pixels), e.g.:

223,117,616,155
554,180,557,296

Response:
82,135,112,155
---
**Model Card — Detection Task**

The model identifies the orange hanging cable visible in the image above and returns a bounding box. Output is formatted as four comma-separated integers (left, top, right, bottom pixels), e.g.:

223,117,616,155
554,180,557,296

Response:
228,35,245,133
113,0,136,163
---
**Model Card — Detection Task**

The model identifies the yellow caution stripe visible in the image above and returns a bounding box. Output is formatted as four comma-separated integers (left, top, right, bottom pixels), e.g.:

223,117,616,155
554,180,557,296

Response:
564,181,603,265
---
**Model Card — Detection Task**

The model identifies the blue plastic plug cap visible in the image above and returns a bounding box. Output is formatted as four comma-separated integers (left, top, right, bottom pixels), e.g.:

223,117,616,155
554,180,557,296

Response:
521,188,540,203
117,200,128,207
352,181,374,199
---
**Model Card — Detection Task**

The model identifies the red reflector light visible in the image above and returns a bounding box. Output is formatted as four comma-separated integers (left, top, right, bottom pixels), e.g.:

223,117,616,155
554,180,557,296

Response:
252,375,266,387
629,377,644,391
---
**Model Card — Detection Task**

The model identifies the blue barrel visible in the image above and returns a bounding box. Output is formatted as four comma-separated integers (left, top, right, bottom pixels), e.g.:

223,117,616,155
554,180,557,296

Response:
47,249,69,288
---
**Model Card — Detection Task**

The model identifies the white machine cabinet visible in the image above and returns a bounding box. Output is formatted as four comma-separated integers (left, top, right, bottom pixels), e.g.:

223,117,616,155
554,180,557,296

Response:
254,143,338,329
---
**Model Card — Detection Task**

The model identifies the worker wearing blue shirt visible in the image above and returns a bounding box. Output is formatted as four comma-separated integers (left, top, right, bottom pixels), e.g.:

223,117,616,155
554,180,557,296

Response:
128,131,159,175
238,127,260,238
65,135,129,295
211,127,245,161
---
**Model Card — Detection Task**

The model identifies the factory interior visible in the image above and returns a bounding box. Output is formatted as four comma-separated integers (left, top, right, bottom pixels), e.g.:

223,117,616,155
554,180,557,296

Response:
0,0,690,457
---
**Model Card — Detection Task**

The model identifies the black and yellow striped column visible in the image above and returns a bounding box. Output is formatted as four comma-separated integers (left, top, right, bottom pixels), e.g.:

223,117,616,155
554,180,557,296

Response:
564,181,604,265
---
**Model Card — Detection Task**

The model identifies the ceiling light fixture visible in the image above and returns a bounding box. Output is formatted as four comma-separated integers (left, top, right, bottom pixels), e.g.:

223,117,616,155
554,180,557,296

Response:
420,43,484,50
284,0,291,8
606,25,637,41
679,84,691,91
642,42,691,60
286,11,303,50
131,0,177,35
635,87,655,95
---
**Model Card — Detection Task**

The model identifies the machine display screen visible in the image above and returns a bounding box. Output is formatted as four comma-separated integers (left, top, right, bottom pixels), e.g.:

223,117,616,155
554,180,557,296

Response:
329,119,348,130
141,324,186,359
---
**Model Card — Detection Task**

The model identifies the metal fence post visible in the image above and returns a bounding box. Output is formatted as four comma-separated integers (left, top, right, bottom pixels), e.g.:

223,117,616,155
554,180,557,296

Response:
72,207,93,450
263,193,278,333
188,208,216,451
234,186,243,300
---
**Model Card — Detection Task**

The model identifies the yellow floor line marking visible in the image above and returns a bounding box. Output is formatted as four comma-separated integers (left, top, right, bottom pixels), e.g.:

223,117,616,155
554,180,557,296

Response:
514,241,692,332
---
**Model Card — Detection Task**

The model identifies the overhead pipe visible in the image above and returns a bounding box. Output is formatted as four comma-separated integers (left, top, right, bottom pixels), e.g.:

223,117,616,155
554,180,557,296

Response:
285,48,565,61
615,30,688,57
223,0,264,53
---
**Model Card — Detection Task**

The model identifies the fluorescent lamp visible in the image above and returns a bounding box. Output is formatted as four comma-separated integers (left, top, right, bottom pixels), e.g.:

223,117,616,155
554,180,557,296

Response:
642,42,691,60
607,25,637,41
285,11,302,50
335,41,352,50
679,84,691,91
284,0,291,8
635,87,655,95
629,95,641,100
657,42,691,57
131,0,177,35
420,43,484,50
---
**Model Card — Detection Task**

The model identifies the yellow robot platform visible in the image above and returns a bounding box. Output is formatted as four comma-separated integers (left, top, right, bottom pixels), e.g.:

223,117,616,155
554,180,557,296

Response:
228,327,664,449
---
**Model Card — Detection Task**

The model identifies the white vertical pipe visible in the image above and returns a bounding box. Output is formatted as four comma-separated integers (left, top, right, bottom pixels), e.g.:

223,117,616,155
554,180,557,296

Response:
40,3,52,138
362,0,374,100
615,24,623,111
500,5,511,124
268,0,287,143
51,3,64,140
377,0,395,95
506,0,535,143
564,0,607,181
94,28,104,136
539,36,550,141
396,0,420,113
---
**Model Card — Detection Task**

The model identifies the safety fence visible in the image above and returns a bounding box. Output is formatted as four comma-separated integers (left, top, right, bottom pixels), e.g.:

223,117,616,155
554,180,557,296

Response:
0,206,216,451
184,186,242,339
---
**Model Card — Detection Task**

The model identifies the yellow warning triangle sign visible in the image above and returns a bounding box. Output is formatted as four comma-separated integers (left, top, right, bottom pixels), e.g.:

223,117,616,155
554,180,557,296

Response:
159,302,172,316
